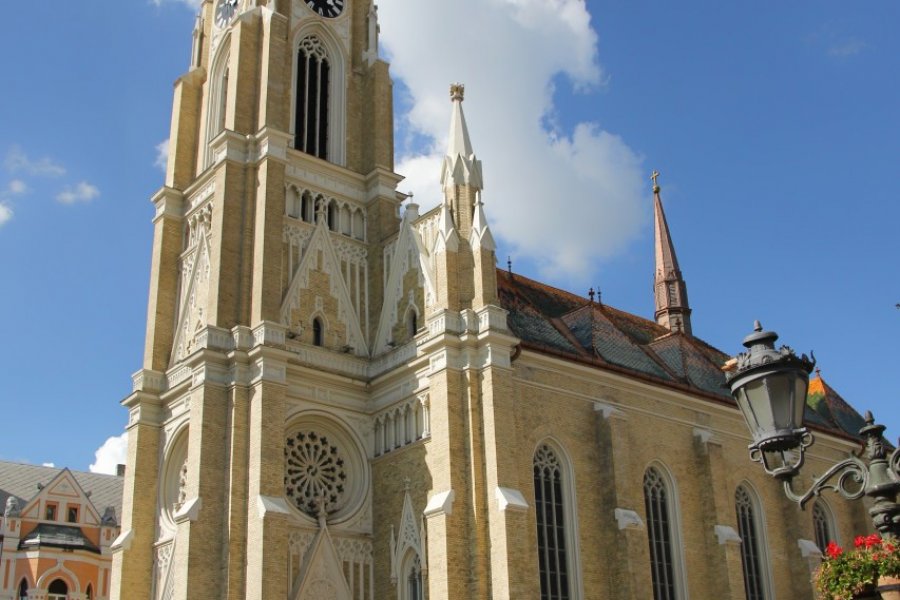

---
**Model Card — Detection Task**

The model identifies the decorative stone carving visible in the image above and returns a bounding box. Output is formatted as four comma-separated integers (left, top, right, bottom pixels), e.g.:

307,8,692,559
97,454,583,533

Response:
285,430,349,517
4,496,20,517
101,506,117,526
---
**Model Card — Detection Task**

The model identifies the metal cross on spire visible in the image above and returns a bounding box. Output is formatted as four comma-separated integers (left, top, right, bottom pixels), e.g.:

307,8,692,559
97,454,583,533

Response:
651,170,661,192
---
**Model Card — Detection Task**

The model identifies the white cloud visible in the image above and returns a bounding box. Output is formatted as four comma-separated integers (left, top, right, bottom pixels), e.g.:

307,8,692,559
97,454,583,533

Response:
57,181,100,205
155,138,170,172
378,0,645,284
89,433,129,475
150,0,202,9
828,38,866,58
0,203,11,227
8,179,28,195
42,462,56,468
4,145,66,177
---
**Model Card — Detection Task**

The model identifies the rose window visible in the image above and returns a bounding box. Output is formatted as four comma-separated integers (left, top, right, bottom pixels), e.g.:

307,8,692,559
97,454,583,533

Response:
285,430,348,517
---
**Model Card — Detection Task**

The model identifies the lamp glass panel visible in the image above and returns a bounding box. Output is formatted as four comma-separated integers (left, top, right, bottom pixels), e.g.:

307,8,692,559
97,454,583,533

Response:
742,379,776,437
765,372,794,430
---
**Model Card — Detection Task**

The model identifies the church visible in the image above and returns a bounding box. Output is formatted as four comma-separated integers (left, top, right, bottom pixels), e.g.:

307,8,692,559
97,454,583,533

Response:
108,1,872,599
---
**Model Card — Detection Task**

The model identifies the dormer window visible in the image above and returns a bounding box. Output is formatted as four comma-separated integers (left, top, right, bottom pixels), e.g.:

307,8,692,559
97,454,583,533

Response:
45,503,57,521
67,505,79,523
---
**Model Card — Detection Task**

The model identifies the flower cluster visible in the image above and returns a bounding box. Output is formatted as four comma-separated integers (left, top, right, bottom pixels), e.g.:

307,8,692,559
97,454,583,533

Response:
816,534,900,599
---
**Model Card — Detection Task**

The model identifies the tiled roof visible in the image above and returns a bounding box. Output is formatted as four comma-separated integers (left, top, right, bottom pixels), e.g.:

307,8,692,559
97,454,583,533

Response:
0,461,123,518
806,372,868,437
496,269,865,441
19,523,101,554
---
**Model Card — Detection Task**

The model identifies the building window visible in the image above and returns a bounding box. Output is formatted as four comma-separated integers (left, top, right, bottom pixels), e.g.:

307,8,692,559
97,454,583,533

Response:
45,503,57,521
813,500,836,553
736,485,769,600
327,200,338,231
295,36,330,160
86,584,93,600
205,47,231,167
405,554,423,600
48,579,68,600
18,579,28,600
67,505,79,523
407,309,418,338
533,443,571,600
644,466,679,600
312,318,323,347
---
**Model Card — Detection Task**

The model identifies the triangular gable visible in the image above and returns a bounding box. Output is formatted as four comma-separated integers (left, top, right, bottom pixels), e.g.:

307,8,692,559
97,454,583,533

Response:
373,212,434,354
290,524,353,600
170,231,212,366
390,489,426,583
21,469,102,526
280,219,369,356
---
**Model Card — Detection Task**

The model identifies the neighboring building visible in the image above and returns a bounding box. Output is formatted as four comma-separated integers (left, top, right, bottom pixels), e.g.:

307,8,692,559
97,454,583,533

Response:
0,462,122,600
110,1,873,599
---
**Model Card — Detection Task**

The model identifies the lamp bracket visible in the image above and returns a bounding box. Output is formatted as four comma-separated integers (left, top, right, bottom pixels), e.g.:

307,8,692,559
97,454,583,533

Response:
782,455,868,508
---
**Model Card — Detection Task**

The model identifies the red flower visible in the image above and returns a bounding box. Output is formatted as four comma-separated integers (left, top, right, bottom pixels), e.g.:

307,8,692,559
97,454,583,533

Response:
855,536,866,548
865,534,882,549
886,543,896,553
826,541,844,559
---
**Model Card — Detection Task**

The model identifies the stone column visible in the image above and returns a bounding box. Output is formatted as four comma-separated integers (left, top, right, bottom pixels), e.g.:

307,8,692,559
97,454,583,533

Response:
422,344,470,600
244,332,290,600
110,388,163,600
171,363,230,600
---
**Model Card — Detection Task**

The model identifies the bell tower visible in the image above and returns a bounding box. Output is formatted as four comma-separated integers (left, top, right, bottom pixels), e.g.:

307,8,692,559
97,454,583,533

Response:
112,0,403,598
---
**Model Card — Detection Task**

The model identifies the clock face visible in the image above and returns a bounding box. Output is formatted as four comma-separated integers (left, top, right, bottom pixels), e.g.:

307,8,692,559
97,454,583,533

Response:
306,0,345,18
215,0,239,28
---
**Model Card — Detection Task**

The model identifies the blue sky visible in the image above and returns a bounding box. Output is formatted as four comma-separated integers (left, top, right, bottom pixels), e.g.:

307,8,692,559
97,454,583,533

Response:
0,1,897,472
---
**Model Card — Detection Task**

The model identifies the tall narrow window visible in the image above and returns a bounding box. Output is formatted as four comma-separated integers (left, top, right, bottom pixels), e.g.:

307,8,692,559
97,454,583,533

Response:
312,318,323,347
18,580,28,600
405,554,423,600
813,500,835,553
48,579,68,600
533,444,571,600
736,485,768,600
295,36,330,160
86,584,94,600
407,310,418,338
216,67,229,135
644,467,678,600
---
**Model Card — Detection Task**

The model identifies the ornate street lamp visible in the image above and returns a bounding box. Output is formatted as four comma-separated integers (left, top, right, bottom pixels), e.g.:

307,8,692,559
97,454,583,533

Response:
726,321,900,539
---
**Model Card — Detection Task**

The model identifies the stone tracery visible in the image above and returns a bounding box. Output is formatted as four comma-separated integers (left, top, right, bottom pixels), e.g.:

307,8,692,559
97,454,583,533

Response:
285,429,349,517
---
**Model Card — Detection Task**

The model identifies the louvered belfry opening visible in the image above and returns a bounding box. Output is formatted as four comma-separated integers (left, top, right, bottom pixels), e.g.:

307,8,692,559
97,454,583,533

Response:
295,36,330,160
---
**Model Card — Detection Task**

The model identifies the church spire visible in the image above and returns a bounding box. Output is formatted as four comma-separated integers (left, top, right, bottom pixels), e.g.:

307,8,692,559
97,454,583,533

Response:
441,84,483,195
652,171,692,335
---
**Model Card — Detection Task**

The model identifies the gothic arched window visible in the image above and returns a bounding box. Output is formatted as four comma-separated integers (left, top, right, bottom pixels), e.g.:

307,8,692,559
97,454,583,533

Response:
813,500,836,553
86,583,94,600
312,318,323,347
328,200,338,231
533,443,574,600
48,579,68,600
206,46,231,167
301,191,314,223
643,466,683,600
18,579,27,600
736,485,770,600
404,553,424,600
407,309,418,338
295,36,330,160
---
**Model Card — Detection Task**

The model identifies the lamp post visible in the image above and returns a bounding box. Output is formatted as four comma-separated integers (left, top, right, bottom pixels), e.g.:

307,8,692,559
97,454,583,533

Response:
725,321,900,540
